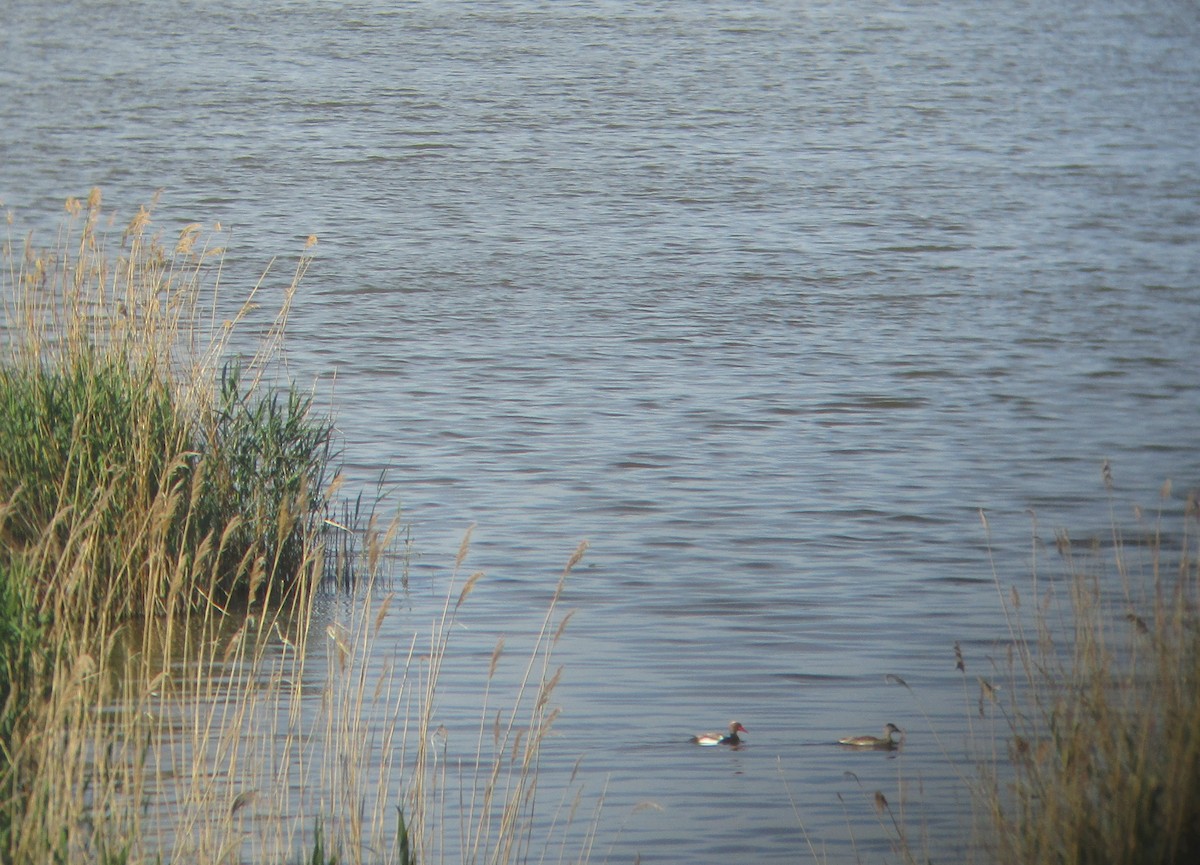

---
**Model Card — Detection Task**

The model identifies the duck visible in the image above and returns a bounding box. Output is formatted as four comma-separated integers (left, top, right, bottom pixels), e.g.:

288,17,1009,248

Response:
691,721,748,746
838,722,903,749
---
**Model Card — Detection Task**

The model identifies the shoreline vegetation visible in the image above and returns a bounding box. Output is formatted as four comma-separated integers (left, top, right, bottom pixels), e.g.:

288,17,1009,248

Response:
966,480,1200,865
2,193,1197,864
0,189,351,861
0,192,591,864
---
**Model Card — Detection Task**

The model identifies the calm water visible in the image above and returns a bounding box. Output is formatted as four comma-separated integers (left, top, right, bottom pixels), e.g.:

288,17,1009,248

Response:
3,0,1200,861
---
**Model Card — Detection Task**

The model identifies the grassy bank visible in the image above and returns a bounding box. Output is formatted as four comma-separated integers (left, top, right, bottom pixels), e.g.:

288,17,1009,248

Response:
971,475,1200,864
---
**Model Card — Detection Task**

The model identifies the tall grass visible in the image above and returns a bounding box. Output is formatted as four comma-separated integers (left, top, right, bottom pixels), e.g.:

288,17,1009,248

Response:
0,190,334,621
972,472,1200,865
306,533,594,865
0,189,337,860
0,192,596,864
0,523,590,863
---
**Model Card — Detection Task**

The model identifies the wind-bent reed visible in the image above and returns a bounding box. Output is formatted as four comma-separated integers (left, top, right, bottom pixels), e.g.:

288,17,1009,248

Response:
309,533,594,865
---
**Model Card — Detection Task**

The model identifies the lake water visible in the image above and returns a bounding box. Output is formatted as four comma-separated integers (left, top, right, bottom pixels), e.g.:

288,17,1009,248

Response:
3,1,1199,862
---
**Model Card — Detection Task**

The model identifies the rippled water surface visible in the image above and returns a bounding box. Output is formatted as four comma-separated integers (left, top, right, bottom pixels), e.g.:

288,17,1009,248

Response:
3,1,1199,861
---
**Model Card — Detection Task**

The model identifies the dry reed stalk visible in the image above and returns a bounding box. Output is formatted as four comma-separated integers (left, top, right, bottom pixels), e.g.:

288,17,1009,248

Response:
969,473,1200,865
3,194,599,865
6,475,594,864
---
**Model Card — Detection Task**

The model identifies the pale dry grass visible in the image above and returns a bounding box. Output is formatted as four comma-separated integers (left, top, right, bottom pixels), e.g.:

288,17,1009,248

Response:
17,529,594,864
1,193,598,864
970,470,1200,865
3,189,312,407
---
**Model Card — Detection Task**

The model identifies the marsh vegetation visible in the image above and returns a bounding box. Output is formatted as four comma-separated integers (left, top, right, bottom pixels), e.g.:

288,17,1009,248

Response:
1,195,1196,864
967,482,1200,865
0,194,590,864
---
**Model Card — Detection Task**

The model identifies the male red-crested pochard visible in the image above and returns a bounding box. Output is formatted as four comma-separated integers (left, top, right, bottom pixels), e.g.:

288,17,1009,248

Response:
838,722,903,749
691,721,748,746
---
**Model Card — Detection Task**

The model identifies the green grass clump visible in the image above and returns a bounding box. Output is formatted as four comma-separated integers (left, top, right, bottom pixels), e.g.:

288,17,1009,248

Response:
0,555,45,852
187,359,335,603
973,475,1200,865
0,189,334,621
0,350,188,616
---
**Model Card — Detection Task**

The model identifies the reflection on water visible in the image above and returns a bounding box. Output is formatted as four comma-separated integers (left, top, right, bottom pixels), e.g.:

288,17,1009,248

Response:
4,0,1199,861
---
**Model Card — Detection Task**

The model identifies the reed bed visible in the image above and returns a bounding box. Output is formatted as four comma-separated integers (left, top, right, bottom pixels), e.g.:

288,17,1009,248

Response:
8,194,1195,865
0,193,596,864
970,470,1200,865
0,189,335,860
1,190,333,618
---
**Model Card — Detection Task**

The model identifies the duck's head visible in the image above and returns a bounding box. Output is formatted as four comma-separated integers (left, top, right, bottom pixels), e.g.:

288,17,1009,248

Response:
729,721,748,734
